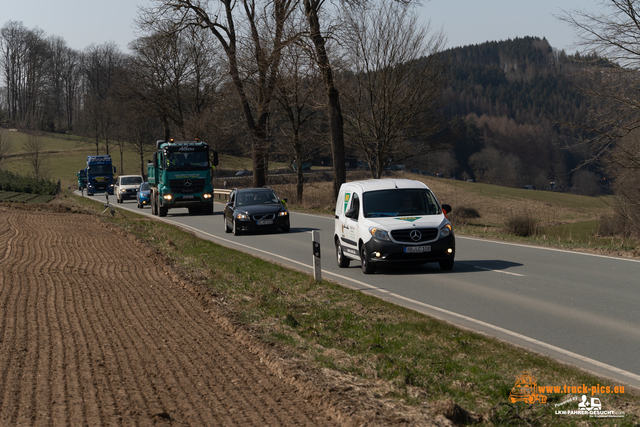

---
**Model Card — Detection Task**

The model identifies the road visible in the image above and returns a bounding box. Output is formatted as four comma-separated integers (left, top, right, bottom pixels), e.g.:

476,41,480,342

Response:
91,193,640,390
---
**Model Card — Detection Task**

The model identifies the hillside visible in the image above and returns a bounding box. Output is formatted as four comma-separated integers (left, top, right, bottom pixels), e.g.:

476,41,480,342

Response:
430,37,603,192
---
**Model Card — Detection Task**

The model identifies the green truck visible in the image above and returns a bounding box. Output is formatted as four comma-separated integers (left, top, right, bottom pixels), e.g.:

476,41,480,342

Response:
76,169,87,191
148,139,218,217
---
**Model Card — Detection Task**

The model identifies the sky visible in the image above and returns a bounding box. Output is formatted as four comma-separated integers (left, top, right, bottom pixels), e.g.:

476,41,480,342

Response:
2,0,599,53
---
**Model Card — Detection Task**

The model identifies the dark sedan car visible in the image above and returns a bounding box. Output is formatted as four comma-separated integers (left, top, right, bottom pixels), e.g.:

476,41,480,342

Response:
136,182,151,208
223,187,290,235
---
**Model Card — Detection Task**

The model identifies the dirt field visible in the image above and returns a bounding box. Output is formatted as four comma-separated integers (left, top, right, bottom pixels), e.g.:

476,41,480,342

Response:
0,204,455,427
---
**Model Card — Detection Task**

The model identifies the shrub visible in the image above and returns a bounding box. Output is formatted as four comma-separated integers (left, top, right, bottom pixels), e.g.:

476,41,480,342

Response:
597,213,630,238
451,206,481,225
0,170,57,195
505,210,539,237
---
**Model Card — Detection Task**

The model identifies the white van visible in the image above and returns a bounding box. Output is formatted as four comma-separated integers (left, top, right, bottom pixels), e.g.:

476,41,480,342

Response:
334,179,455,274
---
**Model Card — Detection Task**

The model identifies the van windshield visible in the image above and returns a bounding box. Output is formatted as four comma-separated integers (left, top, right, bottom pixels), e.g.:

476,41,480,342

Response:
363,189,440,218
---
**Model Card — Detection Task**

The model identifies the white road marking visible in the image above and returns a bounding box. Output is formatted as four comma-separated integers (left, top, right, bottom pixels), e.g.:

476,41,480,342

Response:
474,265,524,276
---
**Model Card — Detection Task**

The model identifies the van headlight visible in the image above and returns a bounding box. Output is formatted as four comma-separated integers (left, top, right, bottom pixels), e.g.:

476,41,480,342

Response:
440,223,452,238
369,227,391,241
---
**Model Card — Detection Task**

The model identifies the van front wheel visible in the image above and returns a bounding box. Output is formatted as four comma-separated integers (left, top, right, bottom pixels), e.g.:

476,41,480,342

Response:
360,246,376,274
336,240,350,268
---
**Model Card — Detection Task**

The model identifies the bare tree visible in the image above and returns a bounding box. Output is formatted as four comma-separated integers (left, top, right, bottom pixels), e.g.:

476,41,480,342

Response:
272,29,324,202
559,1,640,233
302,0,346,198
24,131,48,180
469,146,522,187
140,0,299,187
126,26,225,142
80,42,125,155
0,21,50,128
0,128,13,167
338,0,448,179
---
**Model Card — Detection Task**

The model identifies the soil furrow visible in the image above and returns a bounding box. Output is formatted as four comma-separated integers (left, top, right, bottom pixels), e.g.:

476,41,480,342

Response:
0,206,347,426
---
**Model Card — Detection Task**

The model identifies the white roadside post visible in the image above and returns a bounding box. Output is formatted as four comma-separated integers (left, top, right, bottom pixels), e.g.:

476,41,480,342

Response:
312,230,321,282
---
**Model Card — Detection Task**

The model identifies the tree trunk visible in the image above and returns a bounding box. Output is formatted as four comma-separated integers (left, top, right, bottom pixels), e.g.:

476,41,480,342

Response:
304,0,346,199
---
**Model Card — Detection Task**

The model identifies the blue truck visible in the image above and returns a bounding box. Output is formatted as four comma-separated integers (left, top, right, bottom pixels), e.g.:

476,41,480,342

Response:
148,139,218,217
85,155,116,196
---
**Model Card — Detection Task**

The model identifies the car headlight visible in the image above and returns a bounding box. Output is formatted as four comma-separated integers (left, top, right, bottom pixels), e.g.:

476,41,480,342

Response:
236,212,250,220
369,227,391,241
278,210,288,217
440,223,452,238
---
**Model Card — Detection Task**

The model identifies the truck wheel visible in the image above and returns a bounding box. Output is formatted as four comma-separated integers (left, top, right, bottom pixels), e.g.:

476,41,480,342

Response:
360,246,376,274
159,205,168,217
336,240,350,268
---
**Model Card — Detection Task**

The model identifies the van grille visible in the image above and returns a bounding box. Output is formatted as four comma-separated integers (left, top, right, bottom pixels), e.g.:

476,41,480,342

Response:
391,228,438,243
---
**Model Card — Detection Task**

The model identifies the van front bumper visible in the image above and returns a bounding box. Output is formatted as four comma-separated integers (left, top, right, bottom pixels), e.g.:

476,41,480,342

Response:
363,234,455,264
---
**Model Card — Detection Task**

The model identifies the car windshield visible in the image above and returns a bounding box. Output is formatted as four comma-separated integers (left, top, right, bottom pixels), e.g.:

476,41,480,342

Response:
121,176,143,185
236,191,280,207
140,183,149,191
363,189,440,218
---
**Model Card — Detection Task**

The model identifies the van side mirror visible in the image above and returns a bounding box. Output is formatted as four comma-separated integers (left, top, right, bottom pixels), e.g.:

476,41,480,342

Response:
441,204,452,214
345,208,356,218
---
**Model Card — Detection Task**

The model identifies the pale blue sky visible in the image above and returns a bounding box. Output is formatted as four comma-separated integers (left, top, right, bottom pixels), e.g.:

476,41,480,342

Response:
3,0,598,53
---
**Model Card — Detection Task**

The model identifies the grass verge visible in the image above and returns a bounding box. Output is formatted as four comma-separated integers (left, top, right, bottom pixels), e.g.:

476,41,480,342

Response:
54,194,640,426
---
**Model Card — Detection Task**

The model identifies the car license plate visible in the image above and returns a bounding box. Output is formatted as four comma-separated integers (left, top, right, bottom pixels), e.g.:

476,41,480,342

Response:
405,246,430,253
183,195,194,199
257,219,273,225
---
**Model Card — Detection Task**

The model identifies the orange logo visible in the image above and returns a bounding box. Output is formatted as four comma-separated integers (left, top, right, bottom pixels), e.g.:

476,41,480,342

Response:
509,371,548,404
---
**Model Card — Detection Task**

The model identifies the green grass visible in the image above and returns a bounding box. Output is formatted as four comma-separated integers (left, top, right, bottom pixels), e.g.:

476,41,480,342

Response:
54,194,638,426
1,131,292,191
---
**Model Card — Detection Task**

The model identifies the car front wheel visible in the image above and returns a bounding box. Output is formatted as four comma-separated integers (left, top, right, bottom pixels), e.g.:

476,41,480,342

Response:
233,218,241,236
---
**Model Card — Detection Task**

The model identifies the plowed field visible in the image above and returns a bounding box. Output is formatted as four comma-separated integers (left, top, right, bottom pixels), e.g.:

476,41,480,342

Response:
0,204,449,426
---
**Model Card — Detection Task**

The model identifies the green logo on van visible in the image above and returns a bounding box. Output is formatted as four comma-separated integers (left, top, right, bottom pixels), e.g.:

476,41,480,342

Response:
396,217,421,222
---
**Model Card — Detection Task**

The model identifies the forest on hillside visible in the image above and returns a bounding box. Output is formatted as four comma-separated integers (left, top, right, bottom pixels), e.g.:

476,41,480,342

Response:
409,36,606,195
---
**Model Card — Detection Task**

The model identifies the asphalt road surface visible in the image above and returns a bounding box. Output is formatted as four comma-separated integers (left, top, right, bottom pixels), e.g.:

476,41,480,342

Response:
90,193,640,390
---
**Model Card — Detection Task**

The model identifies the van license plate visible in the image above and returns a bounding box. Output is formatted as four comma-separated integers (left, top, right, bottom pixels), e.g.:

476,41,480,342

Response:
405,246,430,253
257,220,273,225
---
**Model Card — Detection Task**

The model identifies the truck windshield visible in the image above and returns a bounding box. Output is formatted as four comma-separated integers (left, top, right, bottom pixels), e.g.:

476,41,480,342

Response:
363,189,441,218
166,151,209,169
87,164,113,175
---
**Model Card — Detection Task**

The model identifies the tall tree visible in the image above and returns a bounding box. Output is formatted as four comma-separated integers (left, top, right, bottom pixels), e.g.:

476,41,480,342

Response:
81,43,125,155
303,0,346,197
339,0,447,178
0,21,50,128
140,0,299,187
272,28,325,202
560,0,640,235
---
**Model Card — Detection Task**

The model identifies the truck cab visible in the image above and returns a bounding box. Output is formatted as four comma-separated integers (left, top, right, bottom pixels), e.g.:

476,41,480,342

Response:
148,139,217,217
334,179,454,274
85,155,116,196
